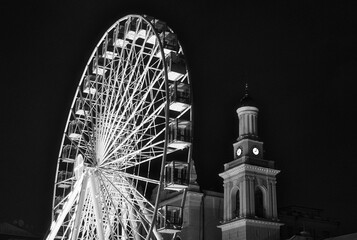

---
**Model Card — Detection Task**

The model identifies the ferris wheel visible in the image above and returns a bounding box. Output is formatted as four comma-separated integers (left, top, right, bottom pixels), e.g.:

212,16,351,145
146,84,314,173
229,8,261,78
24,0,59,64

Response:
47,14,192,240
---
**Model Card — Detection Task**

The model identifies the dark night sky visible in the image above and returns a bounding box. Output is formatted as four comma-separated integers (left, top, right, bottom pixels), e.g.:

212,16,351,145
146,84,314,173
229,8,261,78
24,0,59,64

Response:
1,0,357,237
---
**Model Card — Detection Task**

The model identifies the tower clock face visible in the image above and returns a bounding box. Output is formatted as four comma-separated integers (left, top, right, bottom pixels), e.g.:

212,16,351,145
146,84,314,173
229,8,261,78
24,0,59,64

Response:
236,147,242,157
252,147,259,155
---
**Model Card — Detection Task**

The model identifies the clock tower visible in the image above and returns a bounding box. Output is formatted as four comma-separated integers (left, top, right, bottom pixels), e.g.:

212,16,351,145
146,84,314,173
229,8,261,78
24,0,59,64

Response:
218,85,283,240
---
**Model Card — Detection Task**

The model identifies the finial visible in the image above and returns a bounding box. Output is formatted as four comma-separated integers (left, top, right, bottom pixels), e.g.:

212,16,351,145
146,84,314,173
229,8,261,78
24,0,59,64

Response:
245,83,249,96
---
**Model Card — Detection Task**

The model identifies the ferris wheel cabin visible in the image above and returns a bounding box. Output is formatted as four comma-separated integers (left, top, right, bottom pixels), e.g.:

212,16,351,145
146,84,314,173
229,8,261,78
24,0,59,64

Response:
157,205,183,234
61,145,76,163
68,120,84,140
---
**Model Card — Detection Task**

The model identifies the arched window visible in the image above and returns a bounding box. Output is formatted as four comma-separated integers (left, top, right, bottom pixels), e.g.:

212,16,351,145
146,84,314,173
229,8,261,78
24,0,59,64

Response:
231,187,240,217
235,189,240,217
255,187,265,218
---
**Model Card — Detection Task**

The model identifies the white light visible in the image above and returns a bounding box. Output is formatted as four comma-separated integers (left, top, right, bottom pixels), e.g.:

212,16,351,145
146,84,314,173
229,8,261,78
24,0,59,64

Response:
114,39,128,48
137,29,147,39
69,133,82,140
164,184,188,191
126,30,136,40
103,51,117,60
169,102,189,112
75,109,89,116
147,35,156,44
168,141,190,150
93,67,107,76
83,87,96,95
156,48,174,58
168,71,184,81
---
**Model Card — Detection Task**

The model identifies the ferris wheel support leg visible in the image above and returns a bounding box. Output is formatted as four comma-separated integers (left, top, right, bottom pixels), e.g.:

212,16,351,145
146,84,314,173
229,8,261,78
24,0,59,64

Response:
46,175,85,240
70,175,89,240
152,225,162,240
170,232,178,240
132,190,163,240
88,173,105,240
180,189,188,222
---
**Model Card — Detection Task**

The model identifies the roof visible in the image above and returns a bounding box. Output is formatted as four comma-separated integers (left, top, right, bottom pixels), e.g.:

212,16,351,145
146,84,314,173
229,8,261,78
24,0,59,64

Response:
239,83,257,107
0,222,39,238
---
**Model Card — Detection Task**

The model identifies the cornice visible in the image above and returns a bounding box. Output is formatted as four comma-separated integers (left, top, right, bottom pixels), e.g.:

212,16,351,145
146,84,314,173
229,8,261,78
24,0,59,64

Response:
233,138,262,145
219,164,280,180
225,156,275,170
218,218,283,231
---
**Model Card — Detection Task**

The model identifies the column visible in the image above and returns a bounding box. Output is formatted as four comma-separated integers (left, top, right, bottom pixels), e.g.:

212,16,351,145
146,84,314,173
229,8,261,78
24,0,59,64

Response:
242,176,250,217
249,176,255,216
254,115,258,135
271,180,277,219
239,116,243,136
223,182,228,221
248,114,252,134
266,179,272,218
239,180,244,217
226,182,232,220
244,114,249,135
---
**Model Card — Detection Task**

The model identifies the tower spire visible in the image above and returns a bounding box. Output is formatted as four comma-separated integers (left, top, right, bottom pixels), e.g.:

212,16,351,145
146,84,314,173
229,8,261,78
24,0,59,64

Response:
237,84,258,140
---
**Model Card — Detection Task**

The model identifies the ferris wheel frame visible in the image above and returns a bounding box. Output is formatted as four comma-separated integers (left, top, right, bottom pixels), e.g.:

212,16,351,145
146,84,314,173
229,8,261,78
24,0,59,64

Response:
47,14,193,240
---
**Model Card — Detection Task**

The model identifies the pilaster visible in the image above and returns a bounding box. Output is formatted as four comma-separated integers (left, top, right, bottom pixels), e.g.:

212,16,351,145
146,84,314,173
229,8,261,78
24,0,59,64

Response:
271,180,277,219
249,176,255,216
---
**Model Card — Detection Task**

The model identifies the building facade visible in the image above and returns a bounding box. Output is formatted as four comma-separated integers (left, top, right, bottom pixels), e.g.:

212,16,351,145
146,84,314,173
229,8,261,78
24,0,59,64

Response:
156,160,223,240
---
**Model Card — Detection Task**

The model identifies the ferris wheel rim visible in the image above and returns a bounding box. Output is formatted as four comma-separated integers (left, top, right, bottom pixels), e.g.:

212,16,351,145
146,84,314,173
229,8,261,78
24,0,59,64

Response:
49,14,192,240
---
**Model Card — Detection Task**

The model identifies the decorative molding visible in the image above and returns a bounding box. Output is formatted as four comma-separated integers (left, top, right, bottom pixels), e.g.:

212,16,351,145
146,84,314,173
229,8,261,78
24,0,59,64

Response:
236,106,259,115
219,164,280,180
218,218,283,231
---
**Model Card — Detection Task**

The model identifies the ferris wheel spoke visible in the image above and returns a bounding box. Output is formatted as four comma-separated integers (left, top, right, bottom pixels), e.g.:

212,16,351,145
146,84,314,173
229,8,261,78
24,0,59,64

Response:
102,31,144,129
100,83,164,156
101,89,166,160
99,174,142,240
98,55,130,143
110,176,155,223
101,138,165,168
101,116,166,168
101,101,166,164
119,151,167,173
120,188,146,240
126,181,164,240
98,183,122,240
101,56,164,154
115,171,160,185
99,173,153,229
63,134,95,166
99,41,162,146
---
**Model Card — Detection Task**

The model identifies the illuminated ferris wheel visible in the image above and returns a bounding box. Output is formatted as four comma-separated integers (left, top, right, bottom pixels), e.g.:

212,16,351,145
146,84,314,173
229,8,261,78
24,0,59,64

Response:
47,14,192,240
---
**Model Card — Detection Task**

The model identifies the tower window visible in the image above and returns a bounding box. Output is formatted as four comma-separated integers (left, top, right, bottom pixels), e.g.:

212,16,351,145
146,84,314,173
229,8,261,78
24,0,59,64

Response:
231,187,240,218
235,190,240,217
255,187,265,218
